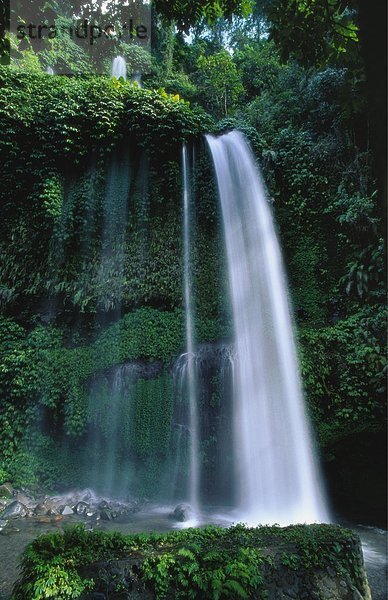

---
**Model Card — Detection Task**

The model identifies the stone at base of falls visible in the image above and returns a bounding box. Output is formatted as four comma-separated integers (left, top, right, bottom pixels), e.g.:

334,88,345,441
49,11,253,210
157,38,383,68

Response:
34,515,64,524
171,503,191,522
0,501,28,519
0,482,14,499
60,505,74,515
34,499,59,516
74,501,89,515
100,509,117,521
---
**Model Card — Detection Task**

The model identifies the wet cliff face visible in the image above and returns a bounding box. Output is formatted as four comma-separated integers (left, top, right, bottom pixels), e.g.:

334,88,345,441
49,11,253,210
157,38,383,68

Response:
68,344,235,503
325,431,387,527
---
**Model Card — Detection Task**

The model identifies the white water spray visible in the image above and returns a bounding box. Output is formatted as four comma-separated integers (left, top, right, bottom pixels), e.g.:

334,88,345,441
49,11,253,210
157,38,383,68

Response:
182,145,200,517
111,56,127,80
207,130,329,525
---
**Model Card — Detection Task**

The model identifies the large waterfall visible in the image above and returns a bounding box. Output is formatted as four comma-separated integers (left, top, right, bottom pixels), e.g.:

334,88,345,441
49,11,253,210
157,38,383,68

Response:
207,130,329,525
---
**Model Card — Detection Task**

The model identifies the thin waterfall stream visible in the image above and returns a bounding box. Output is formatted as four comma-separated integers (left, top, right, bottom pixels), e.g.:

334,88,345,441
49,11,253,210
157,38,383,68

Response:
182,145,200,518
207,130,329,525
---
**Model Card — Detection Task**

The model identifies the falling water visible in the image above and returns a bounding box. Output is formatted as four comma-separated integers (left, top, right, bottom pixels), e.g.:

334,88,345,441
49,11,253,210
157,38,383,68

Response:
87,362,162,496
111,56,127,80
182,146,200,515
207,130,329,525
131,72,143,87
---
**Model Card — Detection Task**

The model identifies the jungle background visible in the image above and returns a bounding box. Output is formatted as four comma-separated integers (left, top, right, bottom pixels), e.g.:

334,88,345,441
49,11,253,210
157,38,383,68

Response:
0,0,386,525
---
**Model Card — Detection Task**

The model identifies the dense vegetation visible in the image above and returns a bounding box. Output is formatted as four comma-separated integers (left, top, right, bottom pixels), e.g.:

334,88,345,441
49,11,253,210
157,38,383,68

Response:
13,523,368,599
0,0,386,522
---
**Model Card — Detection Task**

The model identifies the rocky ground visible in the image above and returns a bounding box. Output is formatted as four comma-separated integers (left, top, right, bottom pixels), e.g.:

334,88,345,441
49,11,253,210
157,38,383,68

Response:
0,482,144,526
0,483,386,599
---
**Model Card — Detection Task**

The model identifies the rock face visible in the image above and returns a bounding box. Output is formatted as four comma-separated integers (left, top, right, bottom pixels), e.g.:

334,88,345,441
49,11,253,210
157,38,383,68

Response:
0,501,28,519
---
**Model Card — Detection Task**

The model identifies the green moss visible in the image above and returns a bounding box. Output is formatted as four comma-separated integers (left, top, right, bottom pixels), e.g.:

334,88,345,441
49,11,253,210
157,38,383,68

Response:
0,309,227,488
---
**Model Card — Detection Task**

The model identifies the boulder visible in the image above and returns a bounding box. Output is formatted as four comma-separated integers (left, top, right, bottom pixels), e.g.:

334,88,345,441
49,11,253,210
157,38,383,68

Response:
0,525,20,536
171,504,191,522
34,501,56,516
0,482,14,499
35,515,64,524
75,501,89,515
0,519,8,532
0,501,28,519
61,505,74,516
100,509,117,521
15,491,36,508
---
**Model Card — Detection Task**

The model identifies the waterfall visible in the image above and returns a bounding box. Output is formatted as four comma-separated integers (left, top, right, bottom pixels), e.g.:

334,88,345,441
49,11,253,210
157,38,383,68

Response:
111,56,127,80
207,130,329,525
87,362,163,496
131,72,143,87
182,145,200,515
171,344,236,507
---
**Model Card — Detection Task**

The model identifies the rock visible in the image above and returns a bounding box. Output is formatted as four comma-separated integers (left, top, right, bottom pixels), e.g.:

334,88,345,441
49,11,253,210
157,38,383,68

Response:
0,519,8,532
0,525,20,536
61,505,74,516
98,500,110,510
35,515,64,524
171,504,191,522
100,509,117,521
36,498,59,515
0,501,28,519
0,482,14,499
47,507,60,516
80,489,96,504
15,492,35,507
74,501,89,515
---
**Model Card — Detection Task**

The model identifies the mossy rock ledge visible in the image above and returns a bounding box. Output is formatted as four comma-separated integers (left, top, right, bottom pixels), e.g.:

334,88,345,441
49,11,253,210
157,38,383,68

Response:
13,523,371,600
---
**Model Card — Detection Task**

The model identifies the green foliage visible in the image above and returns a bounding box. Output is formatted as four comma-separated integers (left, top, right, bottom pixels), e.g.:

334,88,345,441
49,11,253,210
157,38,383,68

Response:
154,0,253,33
0,307,227,487
234,41,281,98
267,0,359,66
13,523,364,600
196,50,244,117
300,306,387,447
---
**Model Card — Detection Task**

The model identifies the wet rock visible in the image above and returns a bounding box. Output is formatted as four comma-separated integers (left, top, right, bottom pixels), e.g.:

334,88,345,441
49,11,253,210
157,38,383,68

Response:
15,491,36,507
0,501,28,519
100,509,117,521
35,515,64,524
47,507,60,516
34,500,57,516
75,501,89,515
171,504,191,522
80,489,97,504
0,482,14,499
61,505,74,516
0,525,20,536
0,519,8,532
